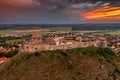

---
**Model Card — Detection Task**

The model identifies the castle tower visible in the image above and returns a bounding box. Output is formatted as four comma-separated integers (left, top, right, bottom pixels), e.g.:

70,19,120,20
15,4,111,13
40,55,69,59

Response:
98,36,107,47
31,32,42,44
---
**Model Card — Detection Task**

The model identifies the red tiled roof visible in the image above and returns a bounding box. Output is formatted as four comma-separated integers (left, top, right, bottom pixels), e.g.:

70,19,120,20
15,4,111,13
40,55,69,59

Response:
0,57,9,61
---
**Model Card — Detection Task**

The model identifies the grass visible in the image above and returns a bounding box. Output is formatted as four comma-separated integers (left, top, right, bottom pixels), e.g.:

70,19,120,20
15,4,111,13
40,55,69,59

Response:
0,47,120,80
5,39,24,43
94,30,120,35
0,50,18,58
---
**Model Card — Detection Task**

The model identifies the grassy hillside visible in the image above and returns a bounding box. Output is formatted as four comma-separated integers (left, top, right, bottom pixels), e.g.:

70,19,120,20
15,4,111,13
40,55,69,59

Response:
0,47,120,80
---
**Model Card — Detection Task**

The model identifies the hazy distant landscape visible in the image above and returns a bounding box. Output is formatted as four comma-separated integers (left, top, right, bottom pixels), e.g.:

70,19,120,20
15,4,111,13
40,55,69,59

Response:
0,23,120,30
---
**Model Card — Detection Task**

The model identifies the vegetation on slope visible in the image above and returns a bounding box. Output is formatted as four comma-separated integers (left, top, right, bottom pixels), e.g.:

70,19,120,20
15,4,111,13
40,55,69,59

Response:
0,47,120,80
0,50,18,58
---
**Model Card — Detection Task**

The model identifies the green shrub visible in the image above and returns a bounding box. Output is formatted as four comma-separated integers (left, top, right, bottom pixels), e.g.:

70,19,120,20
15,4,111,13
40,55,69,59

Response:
0,50,18,58
34,52,40,57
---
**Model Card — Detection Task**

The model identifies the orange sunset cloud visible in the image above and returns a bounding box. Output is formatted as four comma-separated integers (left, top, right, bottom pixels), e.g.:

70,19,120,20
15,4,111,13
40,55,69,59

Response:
84,6,120,21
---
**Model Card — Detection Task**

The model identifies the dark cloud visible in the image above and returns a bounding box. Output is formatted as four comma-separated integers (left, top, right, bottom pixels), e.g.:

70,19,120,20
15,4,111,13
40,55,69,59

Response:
34,0,73,9
92,0,120,5
0,0,119,10
0,0,120,24
34,0,120,9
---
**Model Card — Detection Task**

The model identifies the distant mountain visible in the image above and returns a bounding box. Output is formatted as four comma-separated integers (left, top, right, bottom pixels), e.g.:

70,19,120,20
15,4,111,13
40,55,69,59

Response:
0,47,120,80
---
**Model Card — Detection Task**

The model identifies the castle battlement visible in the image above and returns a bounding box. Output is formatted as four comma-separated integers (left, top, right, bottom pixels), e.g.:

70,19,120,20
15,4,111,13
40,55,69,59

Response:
19,32,107,52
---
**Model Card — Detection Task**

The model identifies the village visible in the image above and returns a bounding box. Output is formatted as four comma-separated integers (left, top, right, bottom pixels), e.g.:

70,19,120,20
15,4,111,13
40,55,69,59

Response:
1,30,120,53
0,30,120,64
1,31,120,53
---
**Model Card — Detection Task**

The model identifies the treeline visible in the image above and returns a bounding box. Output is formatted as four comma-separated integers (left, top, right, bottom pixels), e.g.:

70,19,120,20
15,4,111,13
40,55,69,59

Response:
0,50,18,58
33,47,115,57
34,47,118,69
0,35,30,48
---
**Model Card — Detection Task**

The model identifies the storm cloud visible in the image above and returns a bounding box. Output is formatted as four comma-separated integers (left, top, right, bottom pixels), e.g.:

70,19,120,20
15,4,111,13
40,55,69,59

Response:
0,0,119,10
34,0,120,9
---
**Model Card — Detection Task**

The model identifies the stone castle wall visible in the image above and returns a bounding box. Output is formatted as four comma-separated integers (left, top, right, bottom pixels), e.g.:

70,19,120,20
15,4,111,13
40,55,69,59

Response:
20,41,107,52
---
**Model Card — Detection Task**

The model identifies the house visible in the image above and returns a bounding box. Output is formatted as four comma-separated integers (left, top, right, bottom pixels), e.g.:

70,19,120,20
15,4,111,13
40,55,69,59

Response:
75,36,83,42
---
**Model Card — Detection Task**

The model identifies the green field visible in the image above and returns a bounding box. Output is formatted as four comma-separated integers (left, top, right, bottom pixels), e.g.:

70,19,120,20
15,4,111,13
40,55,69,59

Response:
1,29,120,36
94,30,120,35
5,39,24,43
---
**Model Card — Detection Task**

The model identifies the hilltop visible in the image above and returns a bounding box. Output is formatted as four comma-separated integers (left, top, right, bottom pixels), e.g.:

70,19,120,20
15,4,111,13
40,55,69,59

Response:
0,47,120,80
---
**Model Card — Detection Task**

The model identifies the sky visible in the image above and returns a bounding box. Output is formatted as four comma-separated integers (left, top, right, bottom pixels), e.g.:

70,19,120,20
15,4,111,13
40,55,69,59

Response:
0,0,120,24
